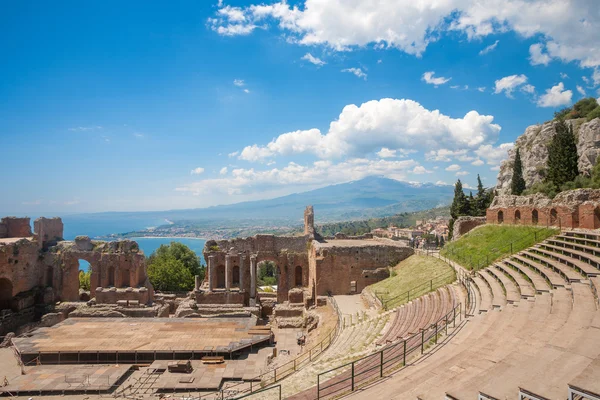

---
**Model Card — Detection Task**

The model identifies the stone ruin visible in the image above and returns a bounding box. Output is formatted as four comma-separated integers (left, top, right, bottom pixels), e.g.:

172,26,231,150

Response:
0,216,153,335
486,188,600,229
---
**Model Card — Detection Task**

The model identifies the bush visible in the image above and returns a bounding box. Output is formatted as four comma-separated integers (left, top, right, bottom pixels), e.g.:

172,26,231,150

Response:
587,106,600,121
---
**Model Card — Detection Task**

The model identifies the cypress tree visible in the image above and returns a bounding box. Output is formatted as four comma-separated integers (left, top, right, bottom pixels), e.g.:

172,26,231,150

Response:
511,148,527,195
450,179,469,219
546,120,579,190
475,174,487,216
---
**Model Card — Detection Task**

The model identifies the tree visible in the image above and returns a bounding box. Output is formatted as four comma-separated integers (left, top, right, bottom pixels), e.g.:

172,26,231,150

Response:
147,242,203,291
439,236,445,247
511,148,526,195
546,120,579,191
450,179,469,219
79,270,91,291
258,261,277,285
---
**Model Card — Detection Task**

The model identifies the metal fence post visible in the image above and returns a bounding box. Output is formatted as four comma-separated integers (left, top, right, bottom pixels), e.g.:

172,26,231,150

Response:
380,350,384,377
351,362,355,391
421,329,424,354
435,323,438,344
403,340,406,366
445,315,448,335
317,374,320,400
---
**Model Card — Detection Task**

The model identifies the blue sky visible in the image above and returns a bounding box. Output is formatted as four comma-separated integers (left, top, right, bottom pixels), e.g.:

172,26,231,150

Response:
2,0,599,213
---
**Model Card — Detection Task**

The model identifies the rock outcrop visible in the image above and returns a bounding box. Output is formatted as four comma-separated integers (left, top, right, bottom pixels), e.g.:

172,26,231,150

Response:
496,118,600,194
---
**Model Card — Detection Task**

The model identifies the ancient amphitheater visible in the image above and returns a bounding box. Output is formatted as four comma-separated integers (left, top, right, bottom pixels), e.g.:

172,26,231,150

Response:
1,199,600,399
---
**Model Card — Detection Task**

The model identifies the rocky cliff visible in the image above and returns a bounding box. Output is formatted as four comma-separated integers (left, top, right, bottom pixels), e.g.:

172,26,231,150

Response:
496,117,600,194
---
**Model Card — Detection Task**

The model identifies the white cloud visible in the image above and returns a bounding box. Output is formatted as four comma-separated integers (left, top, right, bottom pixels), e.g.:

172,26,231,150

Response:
191,167,205,175
209,0,600,68
582,76,590,85
494,74,528,98
577,85,586,96
377,59,383,64
425,149,471,162
69,126,103,132
228,151,239,158
490,165,501,171
301,53,326,66
233,79,245,87
237,98,501,162
220,167,228,175
377,148,397,158
456,171,470,176
560,72,569,79
471,159,485,166
521,84,536,94
422,71,451,86
475,143,514,165
435,180,448,186
243,88,250,93
177,158,419,197
133,132,144,138
529,43,551,66
445,164,461,172
342,67,367,80
477,87,486,92
412,165,433,174
593,69,600,86
479,40,499,55
537,82,573,107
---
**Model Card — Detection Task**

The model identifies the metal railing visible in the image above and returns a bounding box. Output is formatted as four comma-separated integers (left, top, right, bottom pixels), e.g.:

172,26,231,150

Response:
316,303,461,399
441,227,558,271
379,271,456,310
232,384,282,400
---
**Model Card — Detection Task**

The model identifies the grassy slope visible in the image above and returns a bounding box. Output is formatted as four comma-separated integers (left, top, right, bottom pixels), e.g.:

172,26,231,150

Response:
367,254,456,310
441,225,559,270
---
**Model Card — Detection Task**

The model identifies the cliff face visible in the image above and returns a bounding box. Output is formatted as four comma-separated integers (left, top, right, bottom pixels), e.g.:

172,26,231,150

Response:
496,118,600,195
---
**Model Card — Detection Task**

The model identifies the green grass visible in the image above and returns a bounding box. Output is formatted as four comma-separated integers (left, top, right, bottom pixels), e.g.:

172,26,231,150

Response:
367,255,456,310
441,224,559,270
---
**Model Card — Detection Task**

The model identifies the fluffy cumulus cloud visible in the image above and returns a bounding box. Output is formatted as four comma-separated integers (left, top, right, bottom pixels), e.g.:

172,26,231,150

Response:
577,85,586,96
412,165,433,174
237,98,501,162
209,0,600,67
494,74,530,98
475,143,514,165
301,53,326,66
537,82,573,107
425,149,473,162
219,167,228,175
377,148,397,158
422,71,451,86
191,167,205,175
445,164,461,172
529,43,552,66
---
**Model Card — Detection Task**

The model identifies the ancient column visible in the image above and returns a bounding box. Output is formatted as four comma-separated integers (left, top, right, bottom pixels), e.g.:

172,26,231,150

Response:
239,253,245,292
225,254,232,291
208,255,215,291
194,275,201,291
250,254,257,298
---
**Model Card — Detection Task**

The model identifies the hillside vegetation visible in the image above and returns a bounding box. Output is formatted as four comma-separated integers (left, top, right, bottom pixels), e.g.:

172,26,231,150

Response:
441,225,558,270
366,254,455,310
315,206,450,236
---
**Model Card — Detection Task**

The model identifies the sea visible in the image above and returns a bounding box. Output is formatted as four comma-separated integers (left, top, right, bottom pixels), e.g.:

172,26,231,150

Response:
6,213,207,270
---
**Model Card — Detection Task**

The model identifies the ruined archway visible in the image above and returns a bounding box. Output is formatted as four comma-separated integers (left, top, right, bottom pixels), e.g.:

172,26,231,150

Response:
295,265,303,287
46,266,54,288
107,266,115,287
0,278,13,310
498,210,504,224
120,268,130,287
216,265,225,288
232,265,240,287
532,209,539,225
514,210,521,223
550,208,558,225
257,260,277,289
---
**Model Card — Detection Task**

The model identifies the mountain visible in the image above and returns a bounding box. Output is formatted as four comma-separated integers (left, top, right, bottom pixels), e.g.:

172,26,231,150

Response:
151,176,454,223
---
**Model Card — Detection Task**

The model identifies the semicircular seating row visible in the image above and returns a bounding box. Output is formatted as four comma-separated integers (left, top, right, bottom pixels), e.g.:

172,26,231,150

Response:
344,230,600,400
276,283,464,398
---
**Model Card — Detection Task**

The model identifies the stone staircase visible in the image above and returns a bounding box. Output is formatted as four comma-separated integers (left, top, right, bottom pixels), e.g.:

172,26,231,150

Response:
340,230,600,400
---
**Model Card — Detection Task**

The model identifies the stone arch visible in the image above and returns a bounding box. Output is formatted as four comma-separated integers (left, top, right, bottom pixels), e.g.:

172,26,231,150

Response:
232,265,240,286
107,266,115,287
216,265,226,288
514,210,521,223
0,278,13,310
295,265,303,287
120,268,130,287
550,208,558,225
497,210,504,224
532,209,539,225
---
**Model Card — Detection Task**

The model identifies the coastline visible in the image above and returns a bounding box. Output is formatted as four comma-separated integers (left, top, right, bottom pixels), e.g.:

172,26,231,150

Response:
130,236,208,240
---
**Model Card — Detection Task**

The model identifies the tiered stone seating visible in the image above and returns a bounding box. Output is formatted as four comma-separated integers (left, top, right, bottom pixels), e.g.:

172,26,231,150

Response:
472,275,492,312
338,230,600,400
